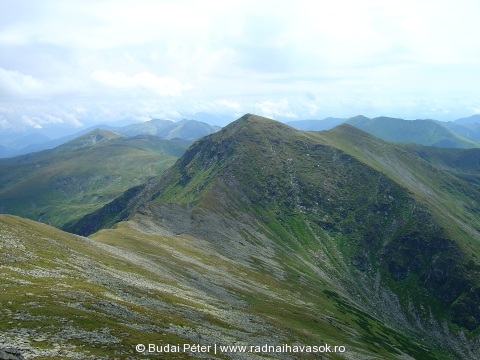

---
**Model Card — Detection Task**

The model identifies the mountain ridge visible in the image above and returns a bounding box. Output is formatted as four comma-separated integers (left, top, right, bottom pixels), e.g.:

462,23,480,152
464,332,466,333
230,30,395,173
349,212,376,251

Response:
4,113,480,158
346,116,480,148
0,119,220,158
65,115,480,359
286,115,480,148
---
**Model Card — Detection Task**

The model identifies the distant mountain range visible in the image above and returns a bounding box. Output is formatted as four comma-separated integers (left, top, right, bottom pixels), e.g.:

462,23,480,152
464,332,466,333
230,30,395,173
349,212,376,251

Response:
347,116,480,148
286,117,346,130
436,115,480,142
288,115,480,148
3,114,480,158
0,118,220,158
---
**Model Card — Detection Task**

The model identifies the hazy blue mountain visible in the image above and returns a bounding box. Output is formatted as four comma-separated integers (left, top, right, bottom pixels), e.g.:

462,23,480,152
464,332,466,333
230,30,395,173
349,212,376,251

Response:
455,114,480,125
6,132,51,150
0,119,220,158
434,115,480,142
286,117,346,130
0,144,15,158
438,121,480,141
2,124,121,157
118,119,175,136
119,118,221,139
348,115,480,148
183,111,234,126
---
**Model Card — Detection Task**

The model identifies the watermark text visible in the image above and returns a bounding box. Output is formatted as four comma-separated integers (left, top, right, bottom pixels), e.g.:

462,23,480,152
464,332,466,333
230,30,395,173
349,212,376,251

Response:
135,342,346,355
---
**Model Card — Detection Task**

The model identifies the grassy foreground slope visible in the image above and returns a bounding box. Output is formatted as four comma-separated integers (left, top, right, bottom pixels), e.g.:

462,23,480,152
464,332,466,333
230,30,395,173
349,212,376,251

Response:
0,214,191,359
0,212,448,360
0,129,190,228
67,114,480,358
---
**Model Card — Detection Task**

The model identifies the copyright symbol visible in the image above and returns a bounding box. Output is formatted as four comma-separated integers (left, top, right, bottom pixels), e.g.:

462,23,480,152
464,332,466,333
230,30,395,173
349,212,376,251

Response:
136,344,145,352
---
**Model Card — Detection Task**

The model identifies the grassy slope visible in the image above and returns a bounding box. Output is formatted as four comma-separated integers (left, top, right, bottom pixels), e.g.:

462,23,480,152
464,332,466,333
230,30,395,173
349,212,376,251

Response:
397,143,480,176
0,214,192,359
311,125,480,257
308,126,480,335
0,130,190,228
0,209,448,360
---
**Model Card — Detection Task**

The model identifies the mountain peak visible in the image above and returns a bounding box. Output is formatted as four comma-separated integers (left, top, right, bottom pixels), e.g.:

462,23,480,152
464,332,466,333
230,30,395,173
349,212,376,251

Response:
235,113,281,125
215,113,295,139
348,114,371,123
238,113,269,121
58,129,125,151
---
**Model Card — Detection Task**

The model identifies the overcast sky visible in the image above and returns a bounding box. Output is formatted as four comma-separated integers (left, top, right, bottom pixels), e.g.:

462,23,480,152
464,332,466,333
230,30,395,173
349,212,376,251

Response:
1,0,480,131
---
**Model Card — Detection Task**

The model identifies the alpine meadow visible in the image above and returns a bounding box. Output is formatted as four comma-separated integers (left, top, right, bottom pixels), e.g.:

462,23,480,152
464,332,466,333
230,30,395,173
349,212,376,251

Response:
1,114,480,359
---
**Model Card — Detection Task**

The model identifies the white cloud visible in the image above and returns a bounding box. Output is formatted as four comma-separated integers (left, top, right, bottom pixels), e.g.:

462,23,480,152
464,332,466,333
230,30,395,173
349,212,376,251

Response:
196,99,242,113
90,70,193,97
21,115,43,129
0,67,44,98
216,99,241,111
0,66,87,100
0,102,85,131
253,100,297,119
1,0,480,124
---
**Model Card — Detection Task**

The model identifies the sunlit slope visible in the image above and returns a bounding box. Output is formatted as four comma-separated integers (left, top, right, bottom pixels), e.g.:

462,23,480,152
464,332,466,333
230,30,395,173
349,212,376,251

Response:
0,129,190,228
1,212,440,360
69,114,480,358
